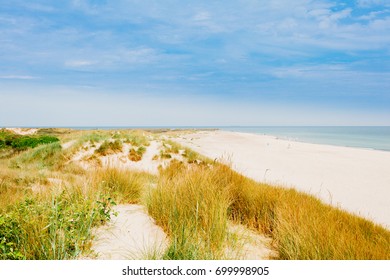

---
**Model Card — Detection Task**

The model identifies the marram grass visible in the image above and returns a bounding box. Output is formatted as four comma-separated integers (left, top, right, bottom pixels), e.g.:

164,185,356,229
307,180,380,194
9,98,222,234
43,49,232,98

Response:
1,130,389,260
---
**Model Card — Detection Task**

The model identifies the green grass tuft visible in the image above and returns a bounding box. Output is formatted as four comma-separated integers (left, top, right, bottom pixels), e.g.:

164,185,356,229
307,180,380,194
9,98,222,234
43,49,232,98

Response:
95,140,123,156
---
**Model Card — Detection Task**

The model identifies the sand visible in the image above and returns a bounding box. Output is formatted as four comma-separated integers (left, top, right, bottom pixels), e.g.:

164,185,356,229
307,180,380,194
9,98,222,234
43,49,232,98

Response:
175,130,390,228
226,223,277,260
89,204,168,260
5,128,38,135
69,140,183,174
68,137,276,259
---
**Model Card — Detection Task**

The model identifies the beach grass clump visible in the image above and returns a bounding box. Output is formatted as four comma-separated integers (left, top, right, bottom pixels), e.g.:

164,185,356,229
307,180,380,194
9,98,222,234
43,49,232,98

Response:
0,171,31,209
0,184,114,260
78,133,110,146
162,140,182,154
123,131,150,147
147,161,230,259
128,146,146,162
59,132,110,162
10,142,63,170
95,140,123,156
182,148,198,163
270,188,390,260
93,168,151,204
219,164,390,259
159,150,172,159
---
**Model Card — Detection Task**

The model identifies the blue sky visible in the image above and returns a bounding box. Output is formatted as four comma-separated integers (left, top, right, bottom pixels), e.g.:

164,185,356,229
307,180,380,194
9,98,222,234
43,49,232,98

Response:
1,0,390,126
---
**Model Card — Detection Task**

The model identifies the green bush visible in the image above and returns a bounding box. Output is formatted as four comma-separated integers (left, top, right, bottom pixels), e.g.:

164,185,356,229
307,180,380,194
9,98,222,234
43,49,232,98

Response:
0,130,59,151
0,191,114,260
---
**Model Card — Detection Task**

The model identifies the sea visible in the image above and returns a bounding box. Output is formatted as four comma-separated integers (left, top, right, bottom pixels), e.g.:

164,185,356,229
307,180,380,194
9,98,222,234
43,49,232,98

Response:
221,126,390,152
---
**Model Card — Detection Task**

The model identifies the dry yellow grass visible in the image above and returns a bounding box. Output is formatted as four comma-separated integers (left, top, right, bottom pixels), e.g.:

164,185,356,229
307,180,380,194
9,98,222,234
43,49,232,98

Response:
147,161,230,259
147,160,390,260
1,129,389,260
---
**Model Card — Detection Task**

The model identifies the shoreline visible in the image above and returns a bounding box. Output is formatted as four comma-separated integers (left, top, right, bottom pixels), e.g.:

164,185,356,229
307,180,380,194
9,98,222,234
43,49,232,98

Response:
219,127,390,153
174,130,390,228
222,129,390,153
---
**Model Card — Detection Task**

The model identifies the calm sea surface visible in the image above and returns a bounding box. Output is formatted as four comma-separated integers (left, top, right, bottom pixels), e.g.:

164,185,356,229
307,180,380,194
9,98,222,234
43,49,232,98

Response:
221,126,390,152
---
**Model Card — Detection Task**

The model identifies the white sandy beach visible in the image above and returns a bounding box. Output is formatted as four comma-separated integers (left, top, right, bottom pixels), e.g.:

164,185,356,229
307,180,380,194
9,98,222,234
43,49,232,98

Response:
175,130,390,228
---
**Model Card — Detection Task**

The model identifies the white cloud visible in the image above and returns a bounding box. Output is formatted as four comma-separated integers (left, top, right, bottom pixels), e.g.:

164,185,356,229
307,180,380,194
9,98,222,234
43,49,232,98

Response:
358,10,390,20
121,48,159,64
357,0,390,7
193,11,210,22
65,60,96,67
0,75,37,80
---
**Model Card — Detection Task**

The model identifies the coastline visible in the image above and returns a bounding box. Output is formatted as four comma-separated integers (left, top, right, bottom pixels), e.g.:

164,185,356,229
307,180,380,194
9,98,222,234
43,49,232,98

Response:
220,126,390,152
174,130,390,228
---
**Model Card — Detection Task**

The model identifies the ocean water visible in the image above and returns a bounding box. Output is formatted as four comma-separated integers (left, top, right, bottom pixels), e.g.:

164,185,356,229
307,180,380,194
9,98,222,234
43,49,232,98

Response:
221,126,390,152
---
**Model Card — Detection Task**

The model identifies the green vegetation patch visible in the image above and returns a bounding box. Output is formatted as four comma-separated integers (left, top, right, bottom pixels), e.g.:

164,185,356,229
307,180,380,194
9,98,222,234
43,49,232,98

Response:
10,142,63,170
0,129,59,151
121,131,150,147
0,189,114,260
95,140,123,156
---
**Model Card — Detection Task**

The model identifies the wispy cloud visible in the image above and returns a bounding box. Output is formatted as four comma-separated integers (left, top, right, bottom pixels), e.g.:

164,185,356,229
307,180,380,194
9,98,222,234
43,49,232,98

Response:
0,75,37,80
65,60,96,68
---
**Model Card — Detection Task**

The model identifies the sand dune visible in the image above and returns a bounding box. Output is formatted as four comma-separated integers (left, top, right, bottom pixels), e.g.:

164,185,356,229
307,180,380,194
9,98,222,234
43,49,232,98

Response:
5,128,38,135
175,130,390,228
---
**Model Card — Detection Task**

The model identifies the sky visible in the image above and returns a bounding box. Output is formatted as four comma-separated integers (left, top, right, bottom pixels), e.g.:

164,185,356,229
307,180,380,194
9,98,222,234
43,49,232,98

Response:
1,0,390,126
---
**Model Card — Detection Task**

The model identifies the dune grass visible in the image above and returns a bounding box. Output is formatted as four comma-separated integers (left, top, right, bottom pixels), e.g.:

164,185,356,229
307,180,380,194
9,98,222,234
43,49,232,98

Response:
120,130,150,147
10,142,64,170
92,168,153,204
147,161,390,260
0,181,113,260
0,166,147,260
128,146,146,162
218,164,390,259
147,161,230,259
1,129,389,260
95,140,123,156
0,131,148,260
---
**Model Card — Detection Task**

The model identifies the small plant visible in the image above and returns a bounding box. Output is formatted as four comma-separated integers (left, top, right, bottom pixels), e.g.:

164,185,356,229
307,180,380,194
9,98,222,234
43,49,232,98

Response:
128,146,146,162
159,150,172,159
123,132,150,147
182,148,198,163
95,140,123,156
96,195,117,224
163,140,181,154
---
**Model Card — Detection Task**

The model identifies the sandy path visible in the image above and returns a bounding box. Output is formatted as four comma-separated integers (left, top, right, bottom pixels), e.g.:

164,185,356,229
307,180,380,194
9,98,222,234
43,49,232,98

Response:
61,140,76,150
175,130,390,228
226,223,277,260
90,204,168,260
